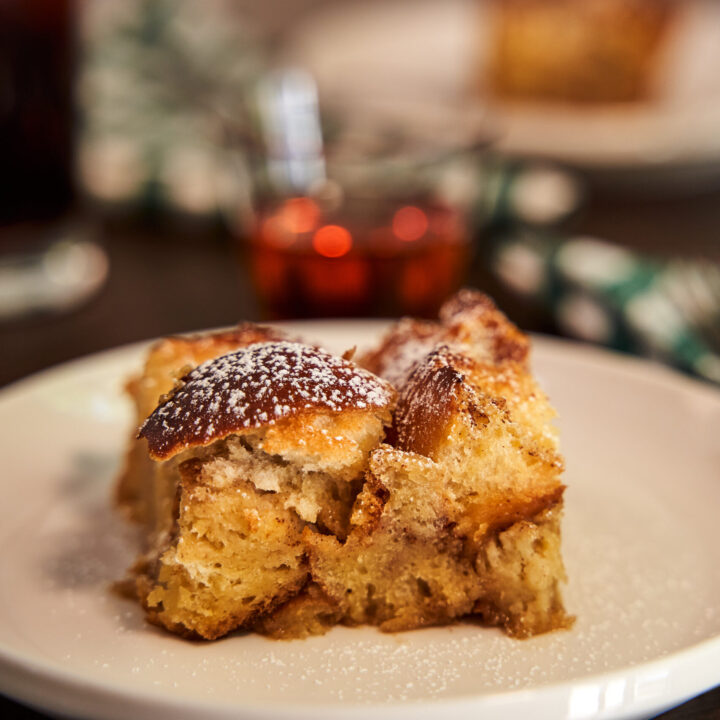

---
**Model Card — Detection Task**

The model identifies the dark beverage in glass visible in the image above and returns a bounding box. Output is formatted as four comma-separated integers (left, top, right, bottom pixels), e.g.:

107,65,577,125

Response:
248,196,470,319
0,0,75,230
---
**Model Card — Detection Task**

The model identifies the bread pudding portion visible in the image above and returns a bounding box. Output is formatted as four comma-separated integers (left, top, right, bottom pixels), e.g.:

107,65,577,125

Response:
133,341,395,639
119,290,571,640
354,290,571,636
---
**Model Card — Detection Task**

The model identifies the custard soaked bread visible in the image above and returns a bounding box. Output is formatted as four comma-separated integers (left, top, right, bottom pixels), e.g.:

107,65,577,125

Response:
304,290,571,637
120,290,571,639
135,342,395,639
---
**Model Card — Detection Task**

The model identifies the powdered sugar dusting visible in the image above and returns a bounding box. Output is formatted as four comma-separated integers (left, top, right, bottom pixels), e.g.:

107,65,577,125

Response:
140,342,394,459
362,318,441,388
361,290,529,390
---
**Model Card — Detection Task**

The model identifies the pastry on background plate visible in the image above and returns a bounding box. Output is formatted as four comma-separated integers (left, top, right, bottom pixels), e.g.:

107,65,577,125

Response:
117,290,572,639
487,0,679,104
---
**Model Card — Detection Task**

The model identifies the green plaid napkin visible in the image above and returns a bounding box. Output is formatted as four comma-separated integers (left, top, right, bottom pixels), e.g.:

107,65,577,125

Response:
491,232,720,385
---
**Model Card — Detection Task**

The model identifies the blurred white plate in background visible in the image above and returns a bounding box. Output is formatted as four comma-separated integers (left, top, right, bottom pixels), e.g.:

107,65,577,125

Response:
0,322,719,719
283,0,720,183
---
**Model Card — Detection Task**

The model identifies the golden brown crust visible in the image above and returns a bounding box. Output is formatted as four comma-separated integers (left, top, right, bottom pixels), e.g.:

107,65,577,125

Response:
358,289,530,390
391,347,469,459
140,342,395,461
360,318,440,387
439,289,530,366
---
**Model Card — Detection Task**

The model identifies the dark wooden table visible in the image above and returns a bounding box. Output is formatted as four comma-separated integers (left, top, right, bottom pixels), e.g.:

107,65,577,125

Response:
1,190,719,718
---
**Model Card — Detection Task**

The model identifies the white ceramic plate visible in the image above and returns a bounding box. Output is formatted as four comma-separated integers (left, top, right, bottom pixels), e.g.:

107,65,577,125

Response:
282,0,720,179
1,321,719,720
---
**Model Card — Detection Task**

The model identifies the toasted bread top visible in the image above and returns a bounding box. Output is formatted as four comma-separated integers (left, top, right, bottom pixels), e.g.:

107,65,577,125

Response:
140,341,395,460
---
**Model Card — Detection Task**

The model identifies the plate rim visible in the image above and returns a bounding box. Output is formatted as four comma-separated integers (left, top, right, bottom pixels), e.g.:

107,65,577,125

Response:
0,604,718,720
